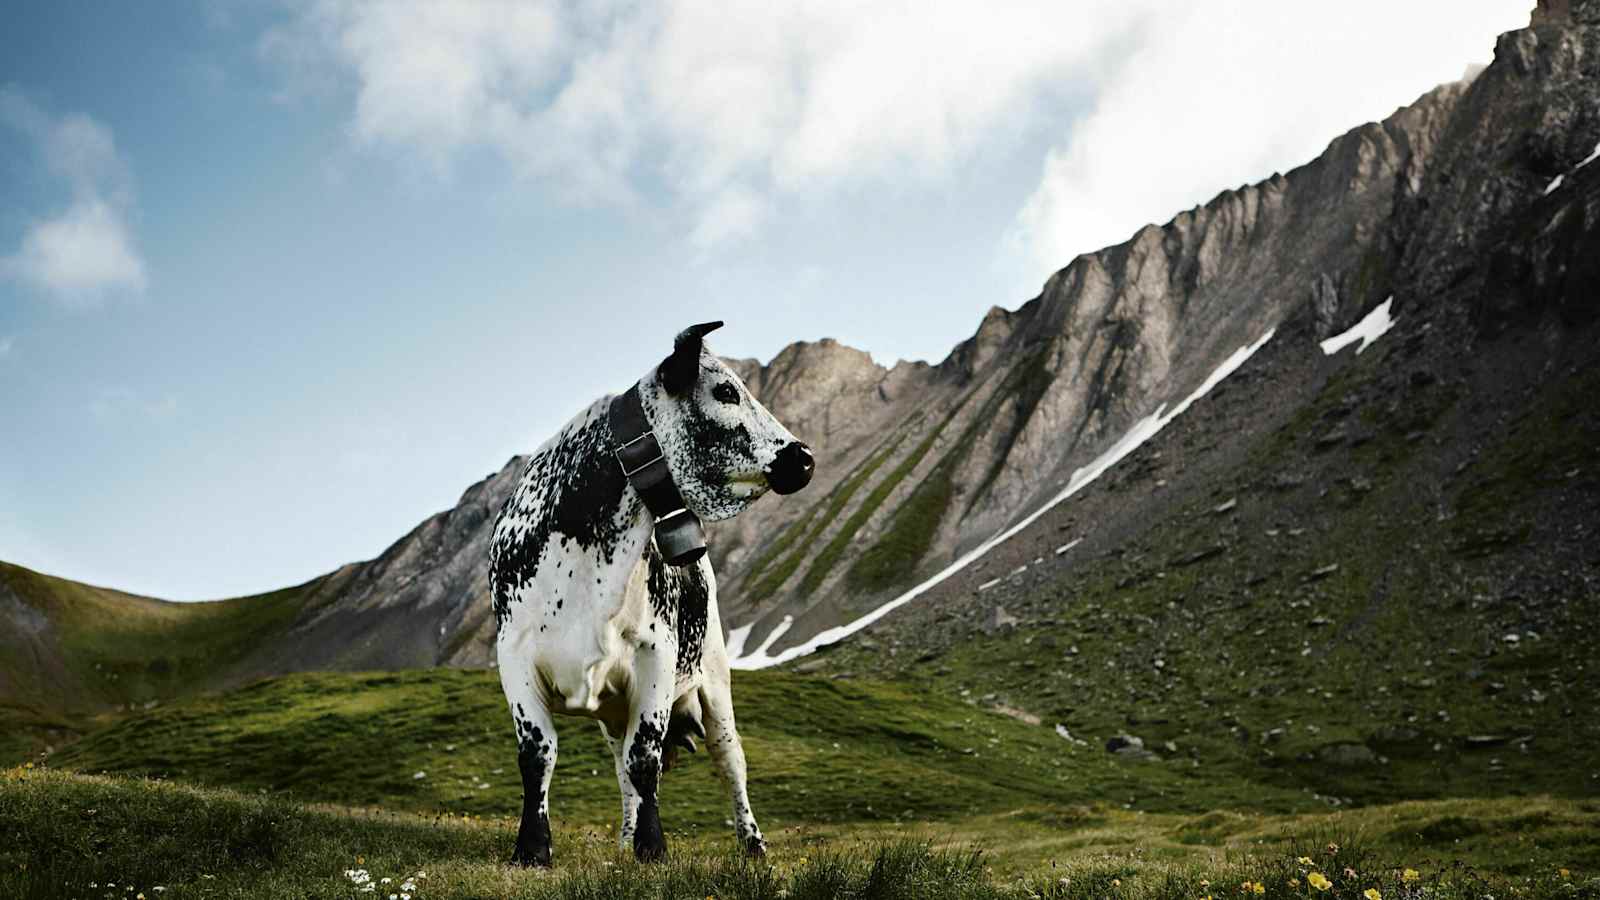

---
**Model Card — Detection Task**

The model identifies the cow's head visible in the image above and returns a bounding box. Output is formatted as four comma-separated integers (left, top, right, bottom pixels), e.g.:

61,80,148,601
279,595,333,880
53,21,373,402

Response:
639,321,813,522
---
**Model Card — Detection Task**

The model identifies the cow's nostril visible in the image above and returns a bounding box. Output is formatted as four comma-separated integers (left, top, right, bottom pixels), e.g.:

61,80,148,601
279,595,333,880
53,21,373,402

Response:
765,441,814,495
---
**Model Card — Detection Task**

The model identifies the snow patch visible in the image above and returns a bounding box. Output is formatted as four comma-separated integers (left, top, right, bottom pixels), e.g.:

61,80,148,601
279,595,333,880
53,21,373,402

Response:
1542,139,1600,195
729,327,1277,670
1319,296,1393,356
724,622,753,660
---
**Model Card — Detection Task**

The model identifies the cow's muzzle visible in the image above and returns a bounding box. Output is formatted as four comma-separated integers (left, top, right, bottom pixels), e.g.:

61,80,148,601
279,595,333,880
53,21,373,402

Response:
766,441,814,495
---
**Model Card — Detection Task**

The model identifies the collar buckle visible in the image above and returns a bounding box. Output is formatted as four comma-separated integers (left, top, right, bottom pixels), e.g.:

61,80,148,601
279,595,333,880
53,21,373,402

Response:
614,430,664,479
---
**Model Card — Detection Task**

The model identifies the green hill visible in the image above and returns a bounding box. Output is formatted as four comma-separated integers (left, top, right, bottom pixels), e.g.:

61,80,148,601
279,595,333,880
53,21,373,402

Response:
41,667,1316,828
0,561,324,761
6,669,1599,899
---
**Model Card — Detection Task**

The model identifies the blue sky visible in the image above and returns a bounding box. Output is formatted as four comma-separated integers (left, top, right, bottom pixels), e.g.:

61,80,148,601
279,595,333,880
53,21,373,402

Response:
0,1,1527,600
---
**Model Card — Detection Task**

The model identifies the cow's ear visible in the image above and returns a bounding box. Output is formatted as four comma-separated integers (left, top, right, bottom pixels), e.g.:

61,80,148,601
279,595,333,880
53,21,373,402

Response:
659,321,723,397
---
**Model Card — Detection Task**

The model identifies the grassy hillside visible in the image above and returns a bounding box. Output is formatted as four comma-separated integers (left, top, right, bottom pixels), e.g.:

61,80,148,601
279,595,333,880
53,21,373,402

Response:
6,755,1598,898
42,668,1322,828
0,561,324,762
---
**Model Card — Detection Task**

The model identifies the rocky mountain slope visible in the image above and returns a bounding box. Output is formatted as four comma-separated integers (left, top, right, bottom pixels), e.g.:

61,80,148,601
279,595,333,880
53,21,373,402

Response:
777,2,1600,806
3,4,1596,749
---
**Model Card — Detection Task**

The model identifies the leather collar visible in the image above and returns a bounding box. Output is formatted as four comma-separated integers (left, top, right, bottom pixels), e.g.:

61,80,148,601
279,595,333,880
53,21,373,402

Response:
608,382,707,566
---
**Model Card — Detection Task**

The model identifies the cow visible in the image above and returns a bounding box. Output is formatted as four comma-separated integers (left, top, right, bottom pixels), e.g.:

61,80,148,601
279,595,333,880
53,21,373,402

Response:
487,321,814,867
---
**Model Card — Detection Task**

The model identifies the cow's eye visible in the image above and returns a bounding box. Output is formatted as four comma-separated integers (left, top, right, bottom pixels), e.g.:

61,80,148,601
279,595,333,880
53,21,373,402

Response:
712,382,740,405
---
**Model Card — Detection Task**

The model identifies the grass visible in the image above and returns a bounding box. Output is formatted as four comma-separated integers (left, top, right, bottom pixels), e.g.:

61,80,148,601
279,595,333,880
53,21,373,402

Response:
40,667,1319,826
4,766,1597,899
0,562,325,762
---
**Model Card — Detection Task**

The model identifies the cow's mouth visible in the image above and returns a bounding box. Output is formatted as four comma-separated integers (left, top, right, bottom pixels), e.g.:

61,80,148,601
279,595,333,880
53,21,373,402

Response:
726,474,769,498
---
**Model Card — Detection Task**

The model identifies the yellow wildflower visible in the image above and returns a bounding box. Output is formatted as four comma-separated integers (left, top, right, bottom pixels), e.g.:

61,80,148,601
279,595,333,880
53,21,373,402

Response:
1403,869,1420,883
1112,879,1122,888
1308,872,1332,892
1253,883,1266,895
1297,856,1314,865
1560,869,1571,879
1364,889,1382,900
1289,879,1300,888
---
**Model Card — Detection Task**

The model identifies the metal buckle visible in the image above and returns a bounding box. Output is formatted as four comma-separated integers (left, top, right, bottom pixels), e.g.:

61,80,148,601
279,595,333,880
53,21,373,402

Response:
615,431,664,478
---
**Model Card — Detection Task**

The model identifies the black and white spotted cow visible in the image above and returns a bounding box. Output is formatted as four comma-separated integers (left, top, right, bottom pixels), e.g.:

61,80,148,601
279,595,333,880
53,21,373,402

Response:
487,322,813,867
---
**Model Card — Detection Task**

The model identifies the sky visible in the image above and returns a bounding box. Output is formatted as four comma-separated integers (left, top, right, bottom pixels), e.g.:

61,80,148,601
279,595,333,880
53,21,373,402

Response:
0,0,1529,601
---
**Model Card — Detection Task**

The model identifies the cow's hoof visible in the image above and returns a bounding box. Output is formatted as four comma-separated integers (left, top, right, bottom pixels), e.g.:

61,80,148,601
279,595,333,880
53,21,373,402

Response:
633,805,667,862
743,835,767,858
633,827,668,863
509,845,552,868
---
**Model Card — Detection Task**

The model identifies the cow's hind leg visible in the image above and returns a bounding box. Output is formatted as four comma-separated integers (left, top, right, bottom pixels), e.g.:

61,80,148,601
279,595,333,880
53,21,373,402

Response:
622,644,674,862
700,677,766,856
599,720,642,852
499,657,558,867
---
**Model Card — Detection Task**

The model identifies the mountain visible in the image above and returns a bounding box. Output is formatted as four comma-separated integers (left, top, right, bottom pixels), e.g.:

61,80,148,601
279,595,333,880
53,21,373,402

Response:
749,2,1600,806
4,2,1597,765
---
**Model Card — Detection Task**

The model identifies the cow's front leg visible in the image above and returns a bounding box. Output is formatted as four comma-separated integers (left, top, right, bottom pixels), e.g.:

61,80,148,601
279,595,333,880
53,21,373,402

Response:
499,652,558,867
701,676,765,856
622,644,674,862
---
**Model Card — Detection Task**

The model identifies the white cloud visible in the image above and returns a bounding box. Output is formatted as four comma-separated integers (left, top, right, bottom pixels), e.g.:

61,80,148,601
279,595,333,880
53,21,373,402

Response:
1007,1,1530,285
265,0,1146,243
0,86,147,306
268,2,1530,266
0,336,13,358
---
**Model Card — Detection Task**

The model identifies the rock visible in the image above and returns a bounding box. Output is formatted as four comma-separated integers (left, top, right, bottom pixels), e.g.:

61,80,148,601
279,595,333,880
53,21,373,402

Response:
1369,725,1424,749
1171,545,1227,567
1271,473,1305,491
1105,733,1159,760
985,606,1019,633
992,704,1042,726
1310,273,1341,339
1212,497,1238,515
1105,733,1144,753
1317,743,1378,767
